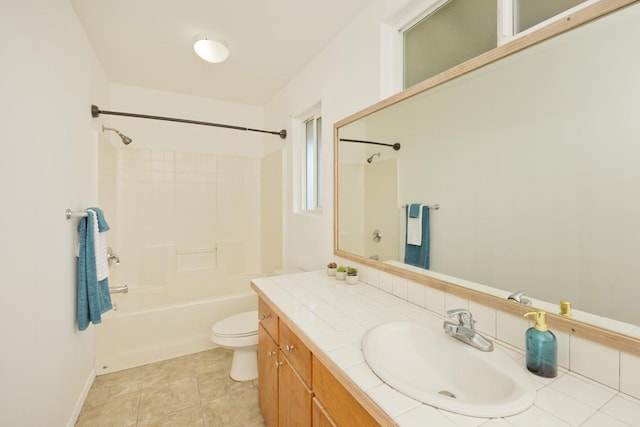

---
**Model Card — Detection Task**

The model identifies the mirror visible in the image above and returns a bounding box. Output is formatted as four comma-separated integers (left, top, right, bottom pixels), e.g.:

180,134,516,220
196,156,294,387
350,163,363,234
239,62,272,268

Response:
336,1,640,341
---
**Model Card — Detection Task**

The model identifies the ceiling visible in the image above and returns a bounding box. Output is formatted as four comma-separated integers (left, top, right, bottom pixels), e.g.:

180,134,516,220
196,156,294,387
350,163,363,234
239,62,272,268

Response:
71,0,374,106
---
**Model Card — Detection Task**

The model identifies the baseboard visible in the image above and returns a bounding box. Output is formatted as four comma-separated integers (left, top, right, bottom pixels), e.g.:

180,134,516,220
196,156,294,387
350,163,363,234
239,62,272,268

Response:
67,368,96,427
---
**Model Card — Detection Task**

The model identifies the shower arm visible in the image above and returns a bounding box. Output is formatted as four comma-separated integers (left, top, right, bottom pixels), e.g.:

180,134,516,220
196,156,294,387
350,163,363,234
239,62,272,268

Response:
339,138,401,151
91,105,287,139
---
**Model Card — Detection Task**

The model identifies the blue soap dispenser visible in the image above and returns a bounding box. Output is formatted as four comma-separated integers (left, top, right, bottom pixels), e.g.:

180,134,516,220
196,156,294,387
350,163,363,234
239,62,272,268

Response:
523,311,557,378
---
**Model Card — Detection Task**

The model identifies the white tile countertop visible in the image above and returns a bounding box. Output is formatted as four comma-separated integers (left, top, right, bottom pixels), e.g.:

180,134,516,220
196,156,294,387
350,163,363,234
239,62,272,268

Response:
252,270,640,427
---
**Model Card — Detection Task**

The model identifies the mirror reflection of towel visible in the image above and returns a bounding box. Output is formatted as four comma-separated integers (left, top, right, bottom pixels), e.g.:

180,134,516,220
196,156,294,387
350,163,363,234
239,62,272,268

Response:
407,204,424,246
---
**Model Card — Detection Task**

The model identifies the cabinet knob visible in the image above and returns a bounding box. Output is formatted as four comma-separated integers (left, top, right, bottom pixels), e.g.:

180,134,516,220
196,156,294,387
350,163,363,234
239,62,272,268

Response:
267,351,276,358
275,361,283,368
261,313,271,320
285,344,295,352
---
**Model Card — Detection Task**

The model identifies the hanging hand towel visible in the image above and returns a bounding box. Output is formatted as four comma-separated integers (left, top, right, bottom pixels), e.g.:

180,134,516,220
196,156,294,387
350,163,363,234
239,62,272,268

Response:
406,204,424,246
77,208,112,331
87,208,109,281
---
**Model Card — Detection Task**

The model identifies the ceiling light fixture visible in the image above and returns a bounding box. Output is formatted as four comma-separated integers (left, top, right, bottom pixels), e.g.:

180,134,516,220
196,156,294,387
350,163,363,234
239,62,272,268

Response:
193,37,229,63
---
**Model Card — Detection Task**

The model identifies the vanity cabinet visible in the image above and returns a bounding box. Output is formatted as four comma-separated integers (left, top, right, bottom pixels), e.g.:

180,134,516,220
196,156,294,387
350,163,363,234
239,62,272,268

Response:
257,296,390,427
258,299,312,426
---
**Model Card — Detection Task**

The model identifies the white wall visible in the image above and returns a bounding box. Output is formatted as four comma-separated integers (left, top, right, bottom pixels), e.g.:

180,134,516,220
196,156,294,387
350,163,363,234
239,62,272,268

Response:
108,84,267,156
265,0,416,271
0,1,109,426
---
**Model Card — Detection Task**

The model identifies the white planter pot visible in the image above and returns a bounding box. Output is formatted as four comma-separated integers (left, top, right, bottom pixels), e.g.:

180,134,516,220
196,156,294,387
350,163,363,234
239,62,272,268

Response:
336,271,347,280
346,275,358,285
327,267,337,276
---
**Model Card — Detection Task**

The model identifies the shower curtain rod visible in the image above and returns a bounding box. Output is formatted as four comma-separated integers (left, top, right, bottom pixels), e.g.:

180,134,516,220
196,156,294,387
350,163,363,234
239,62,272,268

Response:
91,105,287,139
339,138,401,151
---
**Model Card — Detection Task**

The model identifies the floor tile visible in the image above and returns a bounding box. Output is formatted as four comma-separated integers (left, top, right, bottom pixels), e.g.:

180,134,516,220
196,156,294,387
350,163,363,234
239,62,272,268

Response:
201,385,264,427
198,364,254,403
137,376,201,424
75,390,140,427
141,353,197,388
76,348,265,427
85,366,144,402
137,405,204,427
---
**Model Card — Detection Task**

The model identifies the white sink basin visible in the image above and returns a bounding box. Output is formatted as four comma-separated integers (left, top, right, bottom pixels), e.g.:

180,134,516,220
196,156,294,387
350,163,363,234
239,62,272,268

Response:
362,321,536,418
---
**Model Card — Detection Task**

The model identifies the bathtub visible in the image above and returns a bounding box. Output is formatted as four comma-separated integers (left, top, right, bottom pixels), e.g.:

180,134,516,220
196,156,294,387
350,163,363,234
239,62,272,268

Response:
94,291,258,374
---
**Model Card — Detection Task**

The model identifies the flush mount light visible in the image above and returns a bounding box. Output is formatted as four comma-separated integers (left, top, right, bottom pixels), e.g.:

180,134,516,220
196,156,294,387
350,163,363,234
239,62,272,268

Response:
193,37,229,63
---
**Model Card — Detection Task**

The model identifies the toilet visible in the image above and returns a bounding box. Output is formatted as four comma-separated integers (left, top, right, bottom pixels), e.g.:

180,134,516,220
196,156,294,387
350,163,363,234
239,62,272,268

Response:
211,310,259,381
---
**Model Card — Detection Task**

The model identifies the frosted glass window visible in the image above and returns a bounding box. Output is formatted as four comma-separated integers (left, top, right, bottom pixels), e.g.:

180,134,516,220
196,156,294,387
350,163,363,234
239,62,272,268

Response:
316,117,322,209
303,112,322,211
403,0,497,89
305,118,315,210
516,0,587,33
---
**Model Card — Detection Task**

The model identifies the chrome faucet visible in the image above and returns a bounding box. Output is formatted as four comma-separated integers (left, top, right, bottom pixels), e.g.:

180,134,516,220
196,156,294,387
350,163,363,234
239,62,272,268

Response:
507,290,531,305
443,309,493,352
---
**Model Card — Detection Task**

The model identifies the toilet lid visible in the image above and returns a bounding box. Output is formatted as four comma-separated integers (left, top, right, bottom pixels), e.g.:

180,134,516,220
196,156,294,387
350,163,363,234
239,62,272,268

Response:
212,310,258,337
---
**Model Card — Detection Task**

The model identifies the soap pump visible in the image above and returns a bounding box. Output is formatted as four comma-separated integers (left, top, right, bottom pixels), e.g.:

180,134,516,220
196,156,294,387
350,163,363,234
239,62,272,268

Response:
523,311,557,378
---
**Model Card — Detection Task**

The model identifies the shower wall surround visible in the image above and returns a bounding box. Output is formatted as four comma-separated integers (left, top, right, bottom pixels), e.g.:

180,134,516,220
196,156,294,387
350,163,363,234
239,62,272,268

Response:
96,144,264,372
115,147,261,303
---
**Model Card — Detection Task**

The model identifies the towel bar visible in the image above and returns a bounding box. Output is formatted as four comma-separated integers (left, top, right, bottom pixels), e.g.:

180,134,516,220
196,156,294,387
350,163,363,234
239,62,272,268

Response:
65,209,88,219
109,285,128,294
401,204,440,210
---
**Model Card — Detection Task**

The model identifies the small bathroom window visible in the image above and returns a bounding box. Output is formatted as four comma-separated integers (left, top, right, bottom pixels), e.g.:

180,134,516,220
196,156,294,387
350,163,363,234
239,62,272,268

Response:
301,109,322,212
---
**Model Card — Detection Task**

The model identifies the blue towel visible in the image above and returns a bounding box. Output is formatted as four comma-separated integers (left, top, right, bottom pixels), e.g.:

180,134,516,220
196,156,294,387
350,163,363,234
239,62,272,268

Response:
404,205,430,269
77,208,112,331
409,203,421,218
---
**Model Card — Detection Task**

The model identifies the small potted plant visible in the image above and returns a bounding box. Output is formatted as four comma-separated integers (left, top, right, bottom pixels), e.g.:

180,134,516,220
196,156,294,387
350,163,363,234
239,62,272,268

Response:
346,267,359,285
335,266,347,280
326,262,337,276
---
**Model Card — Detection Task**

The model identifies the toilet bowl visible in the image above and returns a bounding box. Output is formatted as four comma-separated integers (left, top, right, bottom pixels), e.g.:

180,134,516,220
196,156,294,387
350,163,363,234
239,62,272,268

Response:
211,310,259,381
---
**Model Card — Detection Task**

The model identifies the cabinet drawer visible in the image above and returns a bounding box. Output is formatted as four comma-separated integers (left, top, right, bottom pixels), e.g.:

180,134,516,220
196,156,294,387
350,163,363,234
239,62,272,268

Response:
279,319,312,387
259,298,278,341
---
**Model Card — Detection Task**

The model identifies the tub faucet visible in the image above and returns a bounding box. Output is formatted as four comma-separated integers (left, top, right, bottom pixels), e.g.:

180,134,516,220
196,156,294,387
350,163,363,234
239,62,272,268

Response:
443,309,493,352
107,247,120,266
508,290,531,305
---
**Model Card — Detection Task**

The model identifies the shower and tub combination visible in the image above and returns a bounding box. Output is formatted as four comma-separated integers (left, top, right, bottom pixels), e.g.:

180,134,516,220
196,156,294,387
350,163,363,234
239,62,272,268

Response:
93,105,284,376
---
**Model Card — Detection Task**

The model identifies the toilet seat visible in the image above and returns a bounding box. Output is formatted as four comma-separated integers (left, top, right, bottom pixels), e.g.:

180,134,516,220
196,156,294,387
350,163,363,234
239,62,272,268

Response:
212,310,258,338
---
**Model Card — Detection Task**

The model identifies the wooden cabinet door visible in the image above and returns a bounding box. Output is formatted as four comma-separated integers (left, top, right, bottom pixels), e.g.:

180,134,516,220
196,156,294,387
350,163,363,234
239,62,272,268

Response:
259,325,279,427
312,398,337,427
278,355,312,427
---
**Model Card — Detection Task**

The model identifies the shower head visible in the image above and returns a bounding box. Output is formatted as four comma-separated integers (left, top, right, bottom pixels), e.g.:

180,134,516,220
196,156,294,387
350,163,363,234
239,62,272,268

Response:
366,152,381,164
102,125,133,145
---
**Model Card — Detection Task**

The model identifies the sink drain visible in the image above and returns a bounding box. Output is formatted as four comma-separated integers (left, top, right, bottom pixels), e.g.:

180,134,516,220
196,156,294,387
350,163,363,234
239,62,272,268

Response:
439,390,456,399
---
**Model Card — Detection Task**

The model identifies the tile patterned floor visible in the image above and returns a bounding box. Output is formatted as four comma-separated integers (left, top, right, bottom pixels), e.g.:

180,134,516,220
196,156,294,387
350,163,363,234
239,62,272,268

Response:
75,348,265,427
